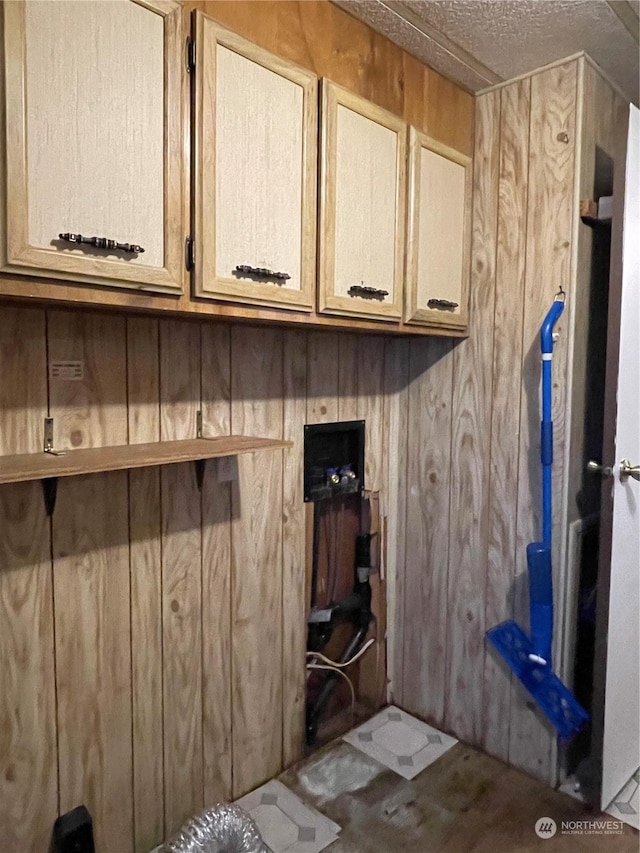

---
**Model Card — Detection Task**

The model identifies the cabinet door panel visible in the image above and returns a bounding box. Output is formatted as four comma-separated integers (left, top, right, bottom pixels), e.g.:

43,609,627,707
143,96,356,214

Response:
195,15,317,311
2,0,185,293
405,129,471,328
319,81,406,322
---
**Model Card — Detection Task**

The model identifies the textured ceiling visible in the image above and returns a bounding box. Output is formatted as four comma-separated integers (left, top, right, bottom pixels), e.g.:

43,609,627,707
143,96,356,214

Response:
335,0,639,103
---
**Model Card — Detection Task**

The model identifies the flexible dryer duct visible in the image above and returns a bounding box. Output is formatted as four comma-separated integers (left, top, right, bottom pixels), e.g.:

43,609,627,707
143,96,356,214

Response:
162,803,271,853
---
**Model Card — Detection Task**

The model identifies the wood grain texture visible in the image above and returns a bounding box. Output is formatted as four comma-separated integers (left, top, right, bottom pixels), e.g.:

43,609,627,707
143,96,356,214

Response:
199,1,473,155
48,311,128,449
230,326,284,796
337,334,359,421
0,436,291,486
306,332,339,423
127,317,161,445
509,62,578,782
482,79,530,764
0,482,56,853
402,338,454,727
282,330,307,767
382,338,409,705
195,14,317,310
3,0,185,293
127,317,163,852
54,472,133,853
357,337,385,492
0,307,47,455
201,323,233,803
444,91,498,745
160,318,203,834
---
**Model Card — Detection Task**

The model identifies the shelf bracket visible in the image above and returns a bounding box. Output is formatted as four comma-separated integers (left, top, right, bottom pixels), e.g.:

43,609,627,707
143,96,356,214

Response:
41,477,58,517
196,409,203,439
194,459,206,491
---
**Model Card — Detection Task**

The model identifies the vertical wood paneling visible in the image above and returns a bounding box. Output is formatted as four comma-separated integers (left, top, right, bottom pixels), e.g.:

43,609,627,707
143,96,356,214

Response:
0,307,47,455
402,338,454,727
0,481,56,853
337,334,359,421
357,337,385,492
201,324,233,803
230,327,284,796
306,331,339,423
445,90,499,744
159,320,203,834
0,310,54,853
482,79,530,763
383,338,409,705
127,317,163,852
282,330,307,767
50,310,133,851
509,63,577,781
48,312,128,448
54,472,133,853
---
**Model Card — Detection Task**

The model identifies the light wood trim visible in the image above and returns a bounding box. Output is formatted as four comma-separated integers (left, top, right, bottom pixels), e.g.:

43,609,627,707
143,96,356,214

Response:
405,127,472,328
0,436,292,486
318,79,407,321
0,275,469,336
194,13,317,311
2,0,185,294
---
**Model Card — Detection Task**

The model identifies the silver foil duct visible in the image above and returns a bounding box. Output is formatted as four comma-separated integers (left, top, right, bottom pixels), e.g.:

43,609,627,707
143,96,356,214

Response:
162,803,271,853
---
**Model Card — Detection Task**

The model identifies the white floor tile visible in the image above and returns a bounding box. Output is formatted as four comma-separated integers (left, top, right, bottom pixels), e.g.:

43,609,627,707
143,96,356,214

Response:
236,778,340,853
606,768,640,830
343,705,458,780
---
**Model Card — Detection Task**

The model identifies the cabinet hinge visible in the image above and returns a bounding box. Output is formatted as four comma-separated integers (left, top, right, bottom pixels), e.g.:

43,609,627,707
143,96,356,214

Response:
185,236,195,272
186,36,196,72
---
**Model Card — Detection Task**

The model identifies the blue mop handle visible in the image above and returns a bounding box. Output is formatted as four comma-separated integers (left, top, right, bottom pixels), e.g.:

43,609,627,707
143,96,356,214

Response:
540,298,564,546
528,296,564,665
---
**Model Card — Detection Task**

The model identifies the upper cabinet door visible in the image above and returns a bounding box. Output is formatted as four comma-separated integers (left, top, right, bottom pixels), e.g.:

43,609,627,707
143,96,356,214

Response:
194,14,317,311
1,0,186,294
405,128,471,329
318,81,406,322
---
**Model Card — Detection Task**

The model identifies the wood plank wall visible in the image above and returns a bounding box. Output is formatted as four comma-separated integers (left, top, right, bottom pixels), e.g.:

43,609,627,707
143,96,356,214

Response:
395,57,628,786
397,59,580,783
0,307,406,852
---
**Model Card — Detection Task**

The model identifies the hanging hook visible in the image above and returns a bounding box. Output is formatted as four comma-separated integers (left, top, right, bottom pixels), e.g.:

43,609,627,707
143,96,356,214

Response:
554,284,566,303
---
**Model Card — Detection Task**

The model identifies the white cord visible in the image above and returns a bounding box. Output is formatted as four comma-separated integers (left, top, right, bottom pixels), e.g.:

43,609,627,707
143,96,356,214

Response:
305,637,375,669
306,663,355,717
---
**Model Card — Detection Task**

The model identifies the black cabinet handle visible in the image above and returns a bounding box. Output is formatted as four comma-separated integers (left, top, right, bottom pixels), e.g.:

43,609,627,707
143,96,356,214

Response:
348,284,388,301
59,233,145,254
427,298,459,310
234,264,290,282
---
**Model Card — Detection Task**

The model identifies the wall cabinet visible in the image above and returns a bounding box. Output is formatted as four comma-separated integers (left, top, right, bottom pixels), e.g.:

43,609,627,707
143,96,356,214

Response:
318,80,407,322
193,14,317,312
1,0,186,294
404,129,471,329
0,5,474,337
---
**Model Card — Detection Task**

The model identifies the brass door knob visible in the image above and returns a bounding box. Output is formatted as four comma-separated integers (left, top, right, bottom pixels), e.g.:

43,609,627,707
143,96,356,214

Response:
619,459,640,482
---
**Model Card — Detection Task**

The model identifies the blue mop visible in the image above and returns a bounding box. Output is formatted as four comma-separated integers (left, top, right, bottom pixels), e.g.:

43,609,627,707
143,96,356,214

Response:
486,292,589,740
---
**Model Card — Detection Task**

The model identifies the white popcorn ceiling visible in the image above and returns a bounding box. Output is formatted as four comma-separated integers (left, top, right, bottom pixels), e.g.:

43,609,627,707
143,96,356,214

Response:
334,0,639,103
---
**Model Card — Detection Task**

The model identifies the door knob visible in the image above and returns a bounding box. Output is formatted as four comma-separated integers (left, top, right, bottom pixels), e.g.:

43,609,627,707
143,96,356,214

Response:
619,459,640,482
587,460,613,477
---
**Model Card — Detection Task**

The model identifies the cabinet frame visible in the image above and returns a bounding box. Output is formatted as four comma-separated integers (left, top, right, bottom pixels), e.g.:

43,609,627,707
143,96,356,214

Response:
193,13,317,311
405,128,472,329
318,79,407,322
1,0,186,294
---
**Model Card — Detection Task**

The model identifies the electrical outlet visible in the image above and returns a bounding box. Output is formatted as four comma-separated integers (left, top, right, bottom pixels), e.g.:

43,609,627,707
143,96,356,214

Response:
217,455,238,482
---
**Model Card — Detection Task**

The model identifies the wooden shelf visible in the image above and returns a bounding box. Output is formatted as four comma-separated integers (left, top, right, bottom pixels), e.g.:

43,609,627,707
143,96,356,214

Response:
0,436,292,486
